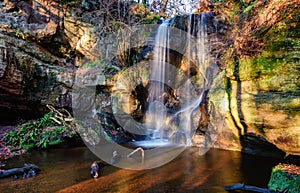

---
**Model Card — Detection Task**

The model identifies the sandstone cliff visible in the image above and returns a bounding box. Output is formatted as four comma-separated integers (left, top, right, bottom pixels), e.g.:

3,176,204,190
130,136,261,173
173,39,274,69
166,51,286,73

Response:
0,0,138,121
209,0,300,156
0,0,299,157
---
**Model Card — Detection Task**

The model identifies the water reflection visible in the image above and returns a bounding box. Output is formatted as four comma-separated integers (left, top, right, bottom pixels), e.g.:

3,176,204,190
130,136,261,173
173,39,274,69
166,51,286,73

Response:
240,153,280,188
0,147,281,193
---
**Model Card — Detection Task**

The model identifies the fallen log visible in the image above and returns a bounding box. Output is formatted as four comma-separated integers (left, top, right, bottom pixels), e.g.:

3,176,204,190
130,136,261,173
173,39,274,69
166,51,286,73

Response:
224,183,280,193
0,164,40,179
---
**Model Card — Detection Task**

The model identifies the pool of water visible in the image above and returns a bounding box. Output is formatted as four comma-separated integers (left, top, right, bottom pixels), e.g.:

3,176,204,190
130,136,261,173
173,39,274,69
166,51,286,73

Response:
0,146,281,193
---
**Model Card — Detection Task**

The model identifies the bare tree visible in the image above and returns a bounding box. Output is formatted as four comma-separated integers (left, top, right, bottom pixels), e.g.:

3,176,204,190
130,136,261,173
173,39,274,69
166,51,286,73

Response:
149,0,199,17
159,0,169,16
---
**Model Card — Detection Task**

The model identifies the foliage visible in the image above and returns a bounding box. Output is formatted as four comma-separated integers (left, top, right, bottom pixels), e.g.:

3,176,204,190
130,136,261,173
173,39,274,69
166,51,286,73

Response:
60,0,78,7
214,0,299,67
130,3,149,16
268,164,300,193
143,14,161,24
39,127,65,148
65,0,199,32
243,4,254,14
82,59,105,68
212,0,226,2
4,109,77,151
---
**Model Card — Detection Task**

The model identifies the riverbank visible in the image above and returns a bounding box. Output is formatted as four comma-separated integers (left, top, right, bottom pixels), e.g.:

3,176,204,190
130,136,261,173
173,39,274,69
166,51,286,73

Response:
0,126,27,167
1,127,299,192
0,108,82,168
0,124,81,168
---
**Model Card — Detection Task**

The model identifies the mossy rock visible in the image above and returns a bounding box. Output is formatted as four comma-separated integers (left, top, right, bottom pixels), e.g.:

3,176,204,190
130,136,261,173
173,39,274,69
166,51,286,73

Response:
268,163,300,193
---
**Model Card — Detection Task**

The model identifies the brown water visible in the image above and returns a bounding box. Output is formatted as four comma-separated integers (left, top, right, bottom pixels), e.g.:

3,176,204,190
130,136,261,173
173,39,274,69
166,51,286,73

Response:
0,146,281,193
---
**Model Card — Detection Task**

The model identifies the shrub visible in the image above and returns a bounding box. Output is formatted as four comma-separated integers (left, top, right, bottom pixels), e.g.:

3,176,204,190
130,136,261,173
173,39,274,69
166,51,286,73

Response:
4,112,77,151
268,163,300,193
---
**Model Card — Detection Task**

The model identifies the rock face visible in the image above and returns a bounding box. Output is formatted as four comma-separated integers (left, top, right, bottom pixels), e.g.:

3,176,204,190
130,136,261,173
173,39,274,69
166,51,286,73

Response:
0,0,123,121
0,0,73,121
0,0,299,157
208,0,300,156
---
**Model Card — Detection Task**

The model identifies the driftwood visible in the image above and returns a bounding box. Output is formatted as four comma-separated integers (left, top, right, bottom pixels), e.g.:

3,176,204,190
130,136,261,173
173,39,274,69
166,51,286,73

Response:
46,104,75,125
126,147,144,164
0,164,40,179
90,147,145,178
110,147,145,165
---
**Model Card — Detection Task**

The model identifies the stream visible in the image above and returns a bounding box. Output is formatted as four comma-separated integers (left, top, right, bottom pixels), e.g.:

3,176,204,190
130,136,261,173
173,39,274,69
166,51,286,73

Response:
0,146,281,193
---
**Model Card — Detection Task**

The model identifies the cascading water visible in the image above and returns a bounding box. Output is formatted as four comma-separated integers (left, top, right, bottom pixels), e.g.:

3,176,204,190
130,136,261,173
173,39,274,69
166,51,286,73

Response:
179,14,210,145
145,13,212,146
194,13,209,87
74,12,220,169
146,20,170,139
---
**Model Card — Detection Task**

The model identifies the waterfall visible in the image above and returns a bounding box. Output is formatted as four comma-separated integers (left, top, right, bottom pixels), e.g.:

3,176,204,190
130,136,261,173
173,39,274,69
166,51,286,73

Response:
180,14,209,145
195,14,209,87
73,13,219,169
145,13,212,146
146,14,210,145
146,20,170,139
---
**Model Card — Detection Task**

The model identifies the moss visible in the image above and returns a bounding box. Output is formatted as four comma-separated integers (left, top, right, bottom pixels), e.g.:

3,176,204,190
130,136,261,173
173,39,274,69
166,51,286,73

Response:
228,47,299,93
263,11,300,54
208,71,228,115
82,59,105,68
143,14,160,24
227,0,299,73
243,4,255,14
62,1,79,7
268,164,300,192
237,53,285,81
252,92,300,116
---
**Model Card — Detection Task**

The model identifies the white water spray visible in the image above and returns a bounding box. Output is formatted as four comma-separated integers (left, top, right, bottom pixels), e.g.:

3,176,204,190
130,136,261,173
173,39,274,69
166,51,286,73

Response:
145,14,211,145
146,21,170,139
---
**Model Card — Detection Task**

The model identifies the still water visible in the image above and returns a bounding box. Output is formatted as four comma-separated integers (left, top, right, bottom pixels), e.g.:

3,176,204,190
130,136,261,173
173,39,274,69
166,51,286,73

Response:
0,146,280,193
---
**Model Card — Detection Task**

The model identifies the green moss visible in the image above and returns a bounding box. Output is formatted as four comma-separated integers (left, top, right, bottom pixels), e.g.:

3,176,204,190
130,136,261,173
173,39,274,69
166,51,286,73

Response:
61,0,79,7
233,1,300,82
243,4,254,14
268,166,300,192
82,59,105,68
143,14,161,24
208,71,228,115
237,53,285,81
